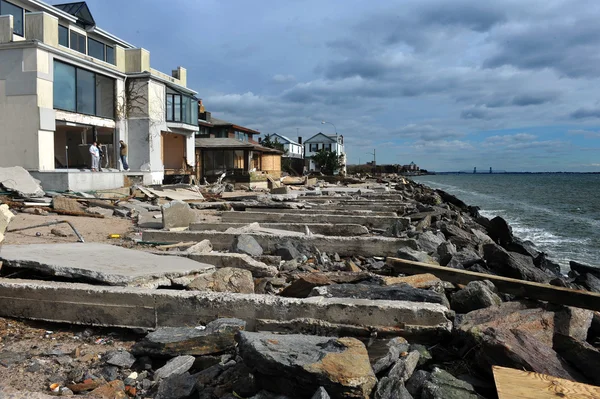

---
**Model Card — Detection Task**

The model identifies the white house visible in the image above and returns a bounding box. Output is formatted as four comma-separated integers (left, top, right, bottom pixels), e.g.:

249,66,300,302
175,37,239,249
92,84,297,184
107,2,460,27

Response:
303,132,346,175
0,0,198,191
267,133,303,159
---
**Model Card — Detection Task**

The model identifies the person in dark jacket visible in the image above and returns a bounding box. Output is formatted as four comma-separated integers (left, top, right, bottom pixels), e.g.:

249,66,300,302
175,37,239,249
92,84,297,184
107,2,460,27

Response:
119,140,129,171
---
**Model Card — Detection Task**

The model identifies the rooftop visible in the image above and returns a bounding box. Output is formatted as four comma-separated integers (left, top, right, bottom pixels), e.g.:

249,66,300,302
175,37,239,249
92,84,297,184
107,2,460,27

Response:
195,138,282,154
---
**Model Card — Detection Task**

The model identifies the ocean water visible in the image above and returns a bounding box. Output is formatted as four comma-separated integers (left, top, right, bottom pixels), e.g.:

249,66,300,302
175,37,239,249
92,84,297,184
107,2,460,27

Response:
412,174,600,269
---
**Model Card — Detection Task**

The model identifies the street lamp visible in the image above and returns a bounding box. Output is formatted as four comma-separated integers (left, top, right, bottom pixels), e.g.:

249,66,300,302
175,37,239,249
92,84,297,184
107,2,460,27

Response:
321,120,339,156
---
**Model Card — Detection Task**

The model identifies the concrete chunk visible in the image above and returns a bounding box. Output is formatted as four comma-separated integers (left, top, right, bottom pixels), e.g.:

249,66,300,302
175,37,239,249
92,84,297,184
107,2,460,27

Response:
161,200,196,229
0,166,45,197
0,204,14,245
190,222,369,236
188,252,277,277
154,355,195,381
0,243,215,287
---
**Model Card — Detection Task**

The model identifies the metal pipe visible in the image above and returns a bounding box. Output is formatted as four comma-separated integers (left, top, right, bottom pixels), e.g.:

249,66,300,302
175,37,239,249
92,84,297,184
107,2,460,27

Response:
7,220,85,243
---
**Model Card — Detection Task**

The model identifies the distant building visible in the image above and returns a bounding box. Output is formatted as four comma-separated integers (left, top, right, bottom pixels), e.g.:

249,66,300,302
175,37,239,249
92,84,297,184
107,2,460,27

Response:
402,162,419,172
303,132,346,175
265,133,303,159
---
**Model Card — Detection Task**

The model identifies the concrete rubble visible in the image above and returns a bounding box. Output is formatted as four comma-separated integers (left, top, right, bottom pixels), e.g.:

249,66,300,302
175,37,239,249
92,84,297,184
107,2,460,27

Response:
0,175,599,398
0,166,45,198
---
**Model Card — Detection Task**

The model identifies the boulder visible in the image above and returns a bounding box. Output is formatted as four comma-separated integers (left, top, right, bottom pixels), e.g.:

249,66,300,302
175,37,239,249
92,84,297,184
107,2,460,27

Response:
374,379,413,399
155,371,198,399
421,368,478,399
570,260,600,279
132,318,245,357
397,248,439,265
405,370,430,398
553,334,600,385
231,234,264,257
385,351,420,384
380,274,443,290
279,274,333,298
368,337,410,375
435,190,468,210
576,272,600,293
309,283,450,308
436,242,456,266
187,239,213,254
187,267,255,294
553,306,593,342
455,301,584,381
483,243,552,283
440,223,473,243
104,350,136,368
506,237,540,259
486,216,514,246
161,200,196,229
236,332,377,398
534,252,562,276
153,355,195,381
450,280,502,314
417,231,445,254
274,241,301,261
446,249,482,269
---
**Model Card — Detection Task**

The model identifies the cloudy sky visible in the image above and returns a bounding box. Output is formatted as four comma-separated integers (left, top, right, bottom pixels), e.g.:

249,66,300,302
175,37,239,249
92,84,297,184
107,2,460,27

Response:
76,0,600,171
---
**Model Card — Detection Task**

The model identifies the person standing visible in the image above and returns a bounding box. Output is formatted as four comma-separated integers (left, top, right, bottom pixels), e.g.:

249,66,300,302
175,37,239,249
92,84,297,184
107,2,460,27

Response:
119,140,129,171
89,142,100,172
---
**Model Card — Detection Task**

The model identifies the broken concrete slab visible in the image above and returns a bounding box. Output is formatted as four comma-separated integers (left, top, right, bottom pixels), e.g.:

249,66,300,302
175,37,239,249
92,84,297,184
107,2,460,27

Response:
0,204,14,245
244,208,398,217
137,213,163,229
221,211,409,229
190,222,369,237
52,196,85,213
161,200,196,229
187,239,213,254
187,253,277,277
187,267,255,294
143,230,417,257
0,243,215,287
132,318,246,357
0,278,454,335
0,166,45,197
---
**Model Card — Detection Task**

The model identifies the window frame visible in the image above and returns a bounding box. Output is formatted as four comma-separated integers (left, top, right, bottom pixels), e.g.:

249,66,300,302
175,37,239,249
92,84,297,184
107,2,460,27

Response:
165,91,198,125
52,60,115,119
58,24,69,47
0,0,24,37
87,37,105,61
70,30,86,54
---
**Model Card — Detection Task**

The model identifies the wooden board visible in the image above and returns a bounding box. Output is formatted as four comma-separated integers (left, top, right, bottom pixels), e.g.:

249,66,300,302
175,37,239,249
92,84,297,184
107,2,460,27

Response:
387,257,600,312
493,366,600,398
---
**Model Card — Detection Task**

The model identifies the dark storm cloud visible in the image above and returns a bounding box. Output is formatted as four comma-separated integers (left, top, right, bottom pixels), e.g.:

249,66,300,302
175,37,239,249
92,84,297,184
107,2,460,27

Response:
417,1,506,32
570,108,600,119
484,15,600,77
511,93,557,106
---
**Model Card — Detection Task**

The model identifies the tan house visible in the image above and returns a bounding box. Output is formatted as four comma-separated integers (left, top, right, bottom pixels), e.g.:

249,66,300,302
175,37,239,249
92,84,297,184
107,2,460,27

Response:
0,0,198,190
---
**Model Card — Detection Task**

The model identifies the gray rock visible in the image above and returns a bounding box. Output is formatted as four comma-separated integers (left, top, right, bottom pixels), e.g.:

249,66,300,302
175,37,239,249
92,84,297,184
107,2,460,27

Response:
553,306,593,341
187,239,213,254
161,200,196,229
387,351,420,384
155,371,197,399
570,260,600,278
450,280,502,313
576,272,600,293
310,283,450,308
154,355,195,381
440,223,473,243
187,267,255,294
231,234,264,256
421,368,478,399
409,344,432,367
446,249,482,269
406,370,430,398
553,333,600,385
133,318,246,357
486,216,514,246
271,186,290,195
104,350,136,368
387,219,410,237
369,337,410,375
274,241,300,261
310,387,331,399
437,242,457,266
374,379,413,399
417,231,445,254
87,207,115,218
483,243,552,282
397,248,439,265
237,331,377,398
249,391,293,399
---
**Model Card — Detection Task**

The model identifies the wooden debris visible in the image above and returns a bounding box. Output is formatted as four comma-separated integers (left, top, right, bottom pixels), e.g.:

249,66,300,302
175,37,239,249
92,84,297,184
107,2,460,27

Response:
388,257,600,312
155,241,196,250
493,365,600,398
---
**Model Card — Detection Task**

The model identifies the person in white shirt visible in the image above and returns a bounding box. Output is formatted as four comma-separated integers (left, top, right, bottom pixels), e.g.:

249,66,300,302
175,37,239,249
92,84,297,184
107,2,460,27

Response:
89,142,100,172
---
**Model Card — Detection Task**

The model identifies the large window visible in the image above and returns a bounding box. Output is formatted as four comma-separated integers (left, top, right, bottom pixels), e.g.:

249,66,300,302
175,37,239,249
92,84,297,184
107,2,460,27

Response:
235,131,248,142
0,0,23,36
58,25,68,46
166,90,198,125
70,30,86,54
53,60,115,118
88,37,115,65
203,150,246,177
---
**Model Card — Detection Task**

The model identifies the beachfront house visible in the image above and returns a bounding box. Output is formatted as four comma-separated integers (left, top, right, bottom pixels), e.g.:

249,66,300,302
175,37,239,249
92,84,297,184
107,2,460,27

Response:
303,132,346,175
0,0,198,190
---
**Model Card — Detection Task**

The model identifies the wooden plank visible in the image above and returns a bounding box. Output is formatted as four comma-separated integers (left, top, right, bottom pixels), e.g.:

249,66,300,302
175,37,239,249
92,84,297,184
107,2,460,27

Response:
493,366,600,398
387,257,600,312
